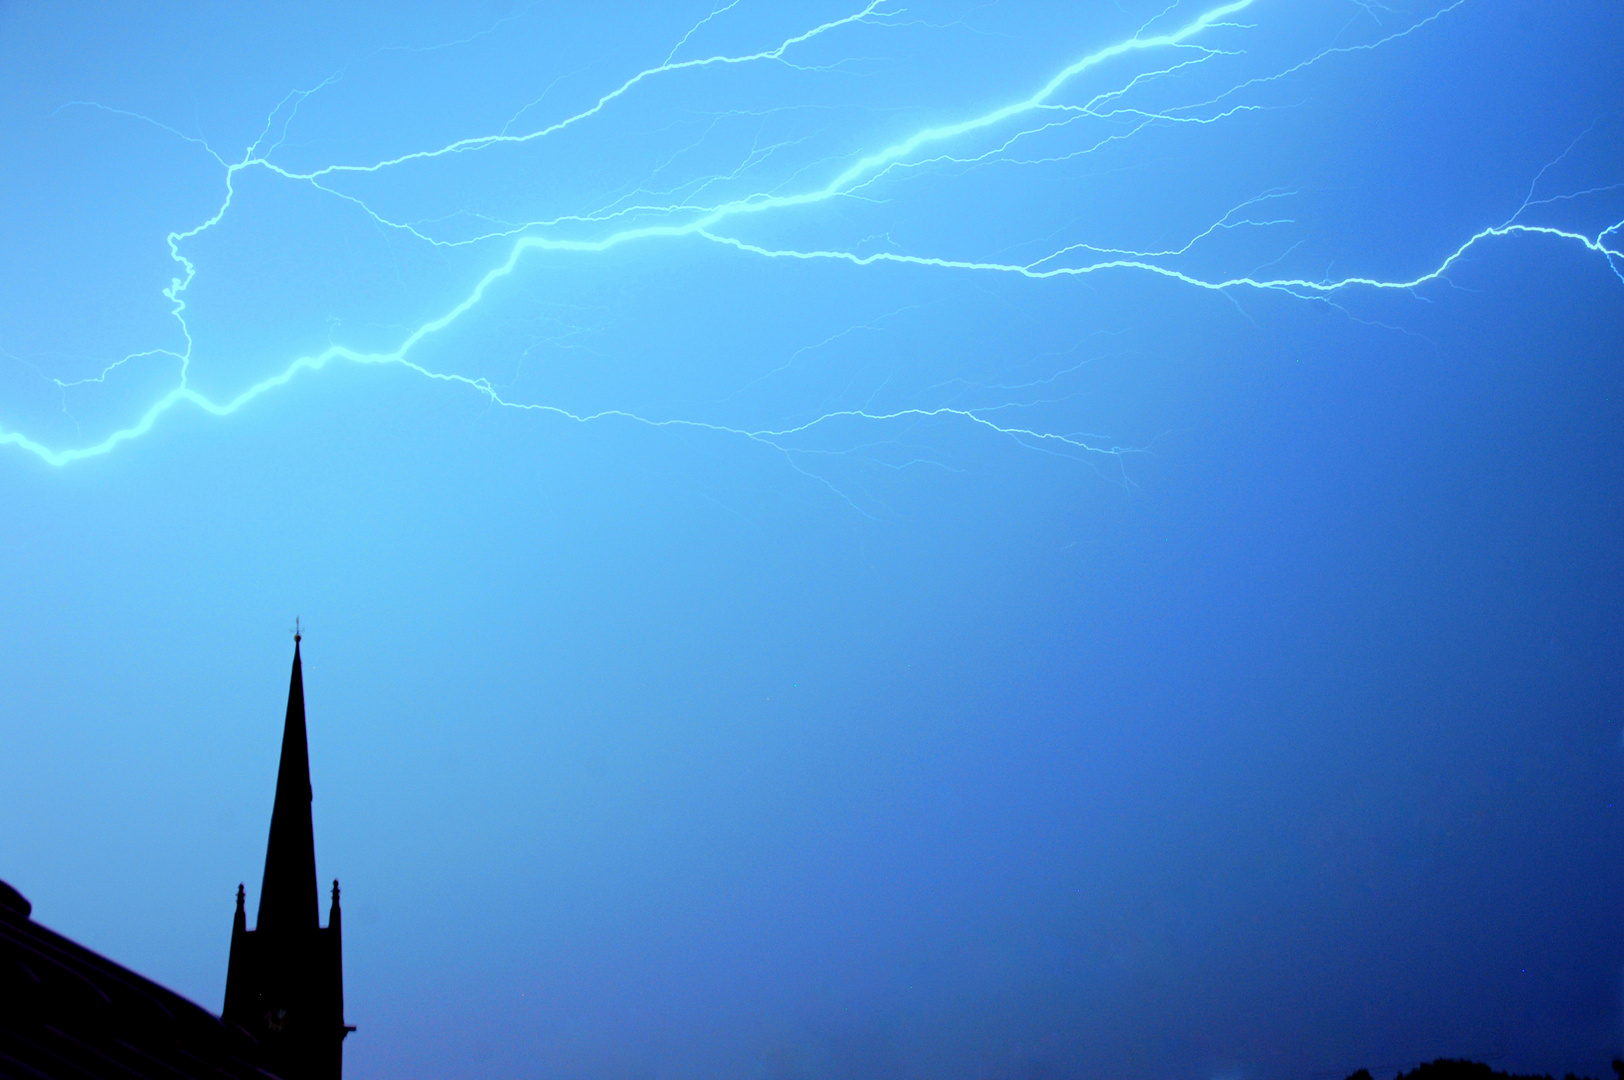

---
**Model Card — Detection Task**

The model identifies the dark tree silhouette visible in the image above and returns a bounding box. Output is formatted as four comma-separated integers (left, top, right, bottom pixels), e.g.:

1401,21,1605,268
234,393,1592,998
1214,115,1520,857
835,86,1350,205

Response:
1343,1059,1622,1080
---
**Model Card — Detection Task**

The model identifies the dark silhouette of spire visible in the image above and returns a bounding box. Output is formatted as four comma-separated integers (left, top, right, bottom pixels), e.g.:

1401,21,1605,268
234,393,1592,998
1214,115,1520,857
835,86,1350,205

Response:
224,632,350,1079
257,635,318,934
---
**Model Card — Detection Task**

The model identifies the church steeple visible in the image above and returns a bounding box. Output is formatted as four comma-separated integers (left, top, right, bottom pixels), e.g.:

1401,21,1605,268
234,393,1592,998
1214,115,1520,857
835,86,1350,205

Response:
224,632,351,1079
258,634,319,934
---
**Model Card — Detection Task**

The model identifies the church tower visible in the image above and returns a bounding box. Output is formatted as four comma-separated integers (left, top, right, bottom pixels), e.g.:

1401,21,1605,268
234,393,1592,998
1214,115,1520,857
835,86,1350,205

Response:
224,634,352,1078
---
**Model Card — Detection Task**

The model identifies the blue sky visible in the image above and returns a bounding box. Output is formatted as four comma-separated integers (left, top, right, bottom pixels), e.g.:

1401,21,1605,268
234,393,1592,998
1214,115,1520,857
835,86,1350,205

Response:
1,2,1622,1078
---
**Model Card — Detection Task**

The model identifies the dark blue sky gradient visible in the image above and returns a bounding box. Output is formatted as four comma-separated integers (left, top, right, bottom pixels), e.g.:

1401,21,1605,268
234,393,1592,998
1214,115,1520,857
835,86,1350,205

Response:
1,3,1622,1078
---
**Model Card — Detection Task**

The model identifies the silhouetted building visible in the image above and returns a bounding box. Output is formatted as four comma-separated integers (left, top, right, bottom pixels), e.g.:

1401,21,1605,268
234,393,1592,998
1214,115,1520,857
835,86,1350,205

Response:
0,637,352,1080
0,881,271,1079
224,634,353,1079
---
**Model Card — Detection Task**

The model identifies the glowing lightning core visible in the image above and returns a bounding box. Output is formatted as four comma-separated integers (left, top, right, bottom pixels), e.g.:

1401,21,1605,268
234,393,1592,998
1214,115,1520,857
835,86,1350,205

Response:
2,0,1619,470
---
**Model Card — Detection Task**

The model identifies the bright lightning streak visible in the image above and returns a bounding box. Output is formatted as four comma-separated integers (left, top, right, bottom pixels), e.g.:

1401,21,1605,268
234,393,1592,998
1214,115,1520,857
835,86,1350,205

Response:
3,0,1620,471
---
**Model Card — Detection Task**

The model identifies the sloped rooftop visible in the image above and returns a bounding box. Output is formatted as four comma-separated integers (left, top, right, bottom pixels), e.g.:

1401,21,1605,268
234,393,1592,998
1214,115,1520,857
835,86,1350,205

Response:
0,880,281,1080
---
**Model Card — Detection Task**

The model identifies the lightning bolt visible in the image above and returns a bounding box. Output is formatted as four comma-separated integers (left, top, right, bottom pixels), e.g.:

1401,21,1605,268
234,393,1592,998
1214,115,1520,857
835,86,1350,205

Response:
3,0,1619,471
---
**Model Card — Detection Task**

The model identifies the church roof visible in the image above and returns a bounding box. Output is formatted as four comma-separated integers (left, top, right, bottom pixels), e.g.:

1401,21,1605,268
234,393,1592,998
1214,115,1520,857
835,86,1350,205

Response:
0,881,282,1080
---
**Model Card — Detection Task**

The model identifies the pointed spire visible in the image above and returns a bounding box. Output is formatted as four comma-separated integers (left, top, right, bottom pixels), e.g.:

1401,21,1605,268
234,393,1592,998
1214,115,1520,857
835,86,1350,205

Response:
257,635,319,934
